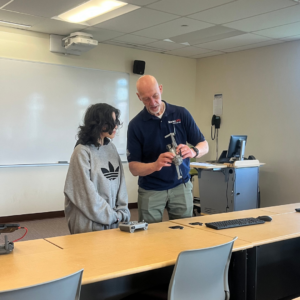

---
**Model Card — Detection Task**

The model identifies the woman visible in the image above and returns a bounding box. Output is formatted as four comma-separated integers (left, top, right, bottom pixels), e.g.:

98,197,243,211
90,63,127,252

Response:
64,103,130,234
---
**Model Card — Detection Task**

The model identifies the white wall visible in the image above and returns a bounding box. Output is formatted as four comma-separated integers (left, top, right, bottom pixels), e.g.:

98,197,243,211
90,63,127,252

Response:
195,40,300,207
0,26,197,216
3,26,298,215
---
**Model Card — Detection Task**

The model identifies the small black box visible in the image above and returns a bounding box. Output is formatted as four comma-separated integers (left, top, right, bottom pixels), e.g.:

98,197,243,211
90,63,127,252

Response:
133,60,145,75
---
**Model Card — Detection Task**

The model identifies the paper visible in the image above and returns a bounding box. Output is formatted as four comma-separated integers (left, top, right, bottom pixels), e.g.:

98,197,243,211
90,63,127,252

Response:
213,94,223,116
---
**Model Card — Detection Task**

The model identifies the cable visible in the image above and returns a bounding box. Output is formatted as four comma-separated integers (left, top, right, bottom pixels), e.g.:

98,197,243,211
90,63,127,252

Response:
225,173,229,212
225,170,236,212
12,227,28,242
216,129,219,161
211,125,216,140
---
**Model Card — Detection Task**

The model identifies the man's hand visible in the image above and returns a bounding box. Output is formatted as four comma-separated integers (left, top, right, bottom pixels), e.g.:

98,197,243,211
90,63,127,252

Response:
176,144,194,159
154,152,175,171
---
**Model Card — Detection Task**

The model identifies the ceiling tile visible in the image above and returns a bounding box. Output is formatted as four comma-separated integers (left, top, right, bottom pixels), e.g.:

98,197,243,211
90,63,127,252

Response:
224,39,284,52
79,27,125,42
124,0,158,5
4,0,87,18
104,40,165,52
164,46,212,57
104,40,135,47
28,19,87,35
189,0,297,25
191,51,224,59
170,25,245,45
225,5,300,32
0,9,44,26
195,33,270,50
148,0,235,16
133,44,165,52
146,40,187,50
281,34,300,41
113,34,157,44
133,17,213,39
254,22,300,39
94,8,178,33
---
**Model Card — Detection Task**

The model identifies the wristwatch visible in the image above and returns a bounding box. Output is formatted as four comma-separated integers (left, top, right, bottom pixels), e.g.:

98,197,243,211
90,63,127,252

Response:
191,147,199,158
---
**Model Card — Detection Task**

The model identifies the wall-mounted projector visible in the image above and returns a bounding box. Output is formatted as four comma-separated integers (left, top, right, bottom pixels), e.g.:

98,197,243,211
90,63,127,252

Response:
50,32,98,56
63,32,98,52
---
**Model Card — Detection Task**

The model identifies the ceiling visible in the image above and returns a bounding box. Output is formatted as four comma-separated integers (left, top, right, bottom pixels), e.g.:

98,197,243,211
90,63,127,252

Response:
1,0,300,59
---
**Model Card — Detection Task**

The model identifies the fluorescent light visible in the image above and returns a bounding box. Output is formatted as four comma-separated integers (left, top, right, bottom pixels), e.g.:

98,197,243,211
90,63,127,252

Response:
56,0,128,23
0,20,31,28
0,0,14,10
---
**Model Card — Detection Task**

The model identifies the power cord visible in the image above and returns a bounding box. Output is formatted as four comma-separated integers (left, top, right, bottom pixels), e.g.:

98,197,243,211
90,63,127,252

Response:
12,227,28,242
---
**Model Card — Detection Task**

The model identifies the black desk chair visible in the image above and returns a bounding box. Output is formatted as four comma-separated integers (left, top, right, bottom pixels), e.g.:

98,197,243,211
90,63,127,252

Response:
122,237,237,300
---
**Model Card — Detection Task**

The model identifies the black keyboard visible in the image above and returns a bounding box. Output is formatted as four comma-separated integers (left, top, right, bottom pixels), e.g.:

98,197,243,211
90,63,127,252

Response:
205,218,265,230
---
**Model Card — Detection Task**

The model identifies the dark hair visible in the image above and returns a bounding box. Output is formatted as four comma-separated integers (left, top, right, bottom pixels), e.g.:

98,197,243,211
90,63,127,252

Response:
77,103,121,147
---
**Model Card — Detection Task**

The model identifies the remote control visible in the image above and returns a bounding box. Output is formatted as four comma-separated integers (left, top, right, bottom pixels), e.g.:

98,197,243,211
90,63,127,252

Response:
119,221,148,233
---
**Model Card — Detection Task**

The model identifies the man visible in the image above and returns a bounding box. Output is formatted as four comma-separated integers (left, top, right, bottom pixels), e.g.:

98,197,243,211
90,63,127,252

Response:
127,75,208,223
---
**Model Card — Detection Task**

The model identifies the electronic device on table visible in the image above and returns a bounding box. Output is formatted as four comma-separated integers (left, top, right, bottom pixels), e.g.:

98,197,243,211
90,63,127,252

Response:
0,224,19,255
119,221,148,233
205,217,266,230
215,135,248,163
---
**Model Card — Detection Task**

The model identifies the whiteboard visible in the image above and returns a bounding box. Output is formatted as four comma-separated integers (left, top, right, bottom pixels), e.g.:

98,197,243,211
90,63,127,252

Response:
0,58,129,165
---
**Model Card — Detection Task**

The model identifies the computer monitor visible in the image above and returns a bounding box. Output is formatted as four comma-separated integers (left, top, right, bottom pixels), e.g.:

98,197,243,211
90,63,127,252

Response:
227,135,247,160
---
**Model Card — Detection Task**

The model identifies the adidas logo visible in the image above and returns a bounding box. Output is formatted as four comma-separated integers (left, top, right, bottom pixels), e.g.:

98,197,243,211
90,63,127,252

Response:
101,162,119,181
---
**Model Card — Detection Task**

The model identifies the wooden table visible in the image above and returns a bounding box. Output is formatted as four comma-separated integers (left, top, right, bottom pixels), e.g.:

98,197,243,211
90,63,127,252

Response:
2,206,300,300
0,221,251,299
171,209,300,300
260,202,300,214
170,209,300,246
0,239,83,292
45,221,251,284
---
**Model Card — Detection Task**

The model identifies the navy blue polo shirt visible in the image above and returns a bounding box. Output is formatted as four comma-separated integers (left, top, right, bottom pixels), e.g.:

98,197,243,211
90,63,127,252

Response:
127,101,205,191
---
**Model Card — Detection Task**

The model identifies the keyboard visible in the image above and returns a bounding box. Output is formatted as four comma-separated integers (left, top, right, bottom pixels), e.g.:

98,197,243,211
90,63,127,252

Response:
205,217,265,230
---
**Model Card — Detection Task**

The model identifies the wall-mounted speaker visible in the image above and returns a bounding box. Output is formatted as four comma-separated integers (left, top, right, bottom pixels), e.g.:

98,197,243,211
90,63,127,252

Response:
133,60,145,75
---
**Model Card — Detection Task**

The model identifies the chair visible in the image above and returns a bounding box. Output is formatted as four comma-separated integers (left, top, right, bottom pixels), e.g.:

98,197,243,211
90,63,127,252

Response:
122,237,237,300
0,269,83,300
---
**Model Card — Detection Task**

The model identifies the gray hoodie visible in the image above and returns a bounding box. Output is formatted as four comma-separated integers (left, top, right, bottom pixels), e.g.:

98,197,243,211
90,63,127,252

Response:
64,141,130,234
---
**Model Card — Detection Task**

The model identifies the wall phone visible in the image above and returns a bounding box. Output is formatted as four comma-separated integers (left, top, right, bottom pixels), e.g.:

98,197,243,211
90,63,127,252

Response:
211,115,221,161
211,115,221,140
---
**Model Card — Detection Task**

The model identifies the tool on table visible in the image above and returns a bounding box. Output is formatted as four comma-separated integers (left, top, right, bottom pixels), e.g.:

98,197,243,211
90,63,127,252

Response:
0,224,28,255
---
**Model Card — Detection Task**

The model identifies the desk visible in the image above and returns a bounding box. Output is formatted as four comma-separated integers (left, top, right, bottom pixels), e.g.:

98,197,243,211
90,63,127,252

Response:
45,221,251,283
0,239,80,292
0,221,251,299
260,202,300,214
171,211,300,299
170,209,300,246
1,209,300,300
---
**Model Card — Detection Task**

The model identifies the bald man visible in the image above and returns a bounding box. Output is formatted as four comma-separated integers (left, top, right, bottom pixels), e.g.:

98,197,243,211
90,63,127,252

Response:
127,75,208,223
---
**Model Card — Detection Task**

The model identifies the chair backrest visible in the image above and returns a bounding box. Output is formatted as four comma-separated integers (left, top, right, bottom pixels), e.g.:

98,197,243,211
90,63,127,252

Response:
0,269,83,300
168,237,237,300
